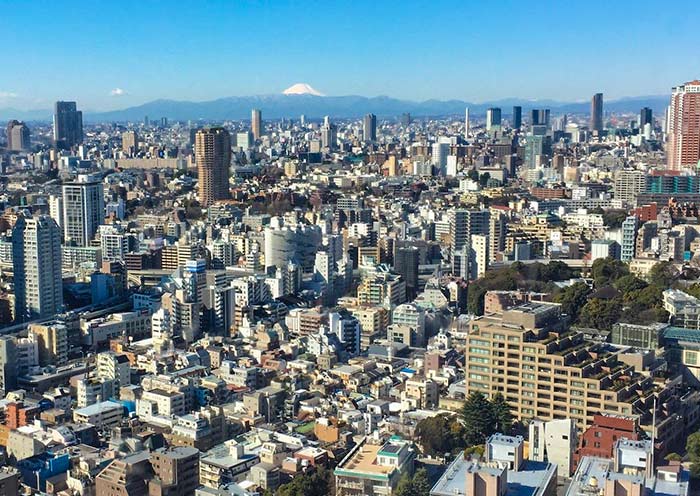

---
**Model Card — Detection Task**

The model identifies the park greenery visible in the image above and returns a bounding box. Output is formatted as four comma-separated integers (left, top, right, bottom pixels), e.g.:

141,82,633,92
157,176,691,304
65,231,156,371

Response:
467,258,684,330
414,392,513,457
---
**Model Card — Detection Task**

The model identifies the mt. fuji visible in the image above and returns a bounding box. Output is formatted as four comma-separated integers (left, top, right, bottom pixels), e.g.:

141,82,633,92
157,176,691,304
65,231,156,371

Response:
282,83,325,96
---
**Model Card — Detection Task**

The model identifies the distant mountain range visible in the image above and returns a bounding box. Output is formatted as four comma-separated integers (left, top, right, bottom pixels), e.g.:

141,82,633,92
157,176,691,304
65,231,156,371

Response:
0,94,671,122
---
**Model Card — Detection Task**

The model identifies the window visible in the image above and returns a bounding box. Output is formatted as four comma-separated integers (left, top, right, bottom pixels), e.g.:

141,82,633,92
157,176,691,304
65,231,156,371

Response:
686,351,698,365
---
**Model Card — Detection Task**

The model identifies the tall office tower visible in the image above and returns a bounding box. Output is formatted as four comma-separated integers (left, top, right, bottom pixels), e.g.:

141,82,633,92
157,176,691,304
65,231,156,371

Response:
62,175,105,246
401,112,412,127
121,130,138,156
0,336,17,393
321,116,337,150
530,109,551,127
488,211,507,263
465,107,470,139
640,107,653,128
512,106,522,129
196,127,231,207
53,101,83,149
486,108,502,131
590,93,604,133
6,120,30,151
394,246,419,300
251,108,262,140
363,113,377,142
12,215,63,323
667,80,700,170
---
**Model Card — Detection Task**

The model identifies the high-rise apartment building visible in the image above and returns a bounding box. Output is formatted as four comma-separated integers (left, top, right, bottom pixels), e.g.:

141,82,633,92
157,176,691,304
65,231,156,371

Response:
53,101,83,149
251,108,262,140
512,106,522,129
12,215,63,322
621,215,638,261
614,169,646,204
6,120,30,151
464,303,664,429
590,93,604,133
196,127,231,207
363,113,377,142
62,175,105,246
28,322,69,366
450,209,490,276
149,447,200,496
0,337,17,393
667,80,700,170
486,108,502,131
121,130,138,156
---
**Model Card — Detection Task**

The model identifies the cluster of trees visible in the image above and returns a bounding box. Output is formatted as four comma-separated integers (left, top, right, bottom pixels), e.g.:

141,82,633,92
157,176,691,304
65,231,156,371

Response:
686,432,700,481
554,258,674,329
265,467,332,496
395,468,431,496
468,261,578,315
414,392,513,456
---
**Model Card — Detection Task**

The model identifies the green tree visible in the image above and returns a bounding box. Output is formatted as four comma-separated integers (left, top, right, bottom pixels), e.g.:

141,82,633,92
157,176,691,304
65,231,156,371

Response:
467,169,479,182
614,274,648,295
578,298,623,330
554,282,591,322
685,283,700,300
649,261,678,288
602,209,629,229
461,392,494,446
490,393,513,434
396,468,431,496
688,431,700,482
415,414,464,457
665,453,682,462
479,172,491,187
276,467,331,496
590,258,629,286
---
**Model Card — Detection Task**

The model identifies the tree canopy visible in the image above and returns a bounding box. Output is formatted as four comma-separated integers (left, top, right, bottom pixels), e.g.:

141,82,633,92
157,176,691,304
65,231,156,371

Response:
461,392,513,446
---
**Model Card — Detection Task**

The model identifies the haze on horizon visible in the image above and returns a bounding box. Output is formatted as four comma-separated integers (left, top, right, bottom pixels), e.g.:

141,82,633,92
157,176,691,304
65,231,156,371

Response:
1,0,698,111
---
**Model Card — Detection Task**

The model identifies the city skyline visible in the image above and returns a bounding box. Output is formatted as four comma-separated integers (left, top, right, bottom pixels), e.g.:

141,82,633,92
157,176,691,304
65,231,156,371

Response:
1,0,699,110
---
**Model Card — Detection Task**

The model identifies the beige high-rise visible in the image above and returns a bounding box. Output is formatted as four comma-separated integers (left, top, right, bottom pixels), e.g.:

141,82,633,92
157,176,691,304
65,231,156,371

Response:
196,127,231,207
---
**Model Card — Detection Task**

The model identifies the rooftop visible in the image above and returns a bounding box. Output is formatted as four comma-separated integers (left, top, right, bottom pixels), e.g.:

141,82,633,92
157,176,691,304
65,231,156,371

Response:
566,456,689,496
430,453,557,496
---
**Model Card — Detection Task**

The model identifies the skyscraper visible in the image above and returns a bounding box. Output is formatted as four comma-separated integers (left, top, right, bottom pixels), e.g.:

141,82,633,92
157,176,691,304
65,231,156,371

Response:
640,107,653,128
6,120,30,151
62,175,105,247
394,246,419,300
667,80,700,170
53,101,83,149
465,107,470,139
251,109,262,140
450,209,490,276
196,127,231,207
512,106,522,129
530,109,550,127
590,93,604,133
486,108,502,131
12,215,63,322
321,116,337,150
363,113,377,142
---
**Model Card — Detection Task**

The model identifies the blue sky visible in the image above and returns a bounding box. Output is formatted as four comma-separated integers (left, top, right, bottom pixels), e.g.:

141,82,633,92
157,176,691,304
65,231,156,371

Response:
1,0,698,110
